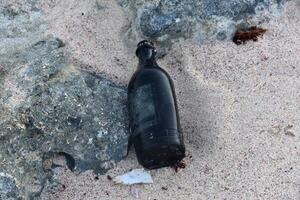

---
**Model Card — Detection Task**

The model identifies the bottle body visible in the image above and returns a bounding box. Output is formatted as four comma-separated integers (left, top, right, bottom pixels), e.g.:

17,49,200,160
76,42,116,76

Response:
128,41,185,169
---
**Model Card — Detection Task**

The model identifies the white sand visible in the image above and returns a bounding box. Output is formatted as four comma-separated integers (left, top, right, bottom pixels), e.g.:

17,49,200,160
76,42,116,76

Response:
38,0,300,199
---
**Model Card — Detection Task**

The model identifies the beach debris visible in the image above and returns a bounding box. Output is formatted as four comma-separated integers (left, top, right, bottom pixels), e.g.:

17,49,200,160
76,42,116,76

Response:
284,124,295,137
113,169,153,185
172,160,186,172
233,26,267,45
259,51,270,61
107,175,113,180
161,186,168,191
130,185,140,198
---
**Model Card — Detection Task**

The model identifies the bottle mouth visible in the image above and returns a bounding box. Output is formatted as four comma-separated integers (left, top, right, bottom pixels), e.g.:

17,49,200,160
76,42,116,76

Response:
137,40,154,47
136,40,156,57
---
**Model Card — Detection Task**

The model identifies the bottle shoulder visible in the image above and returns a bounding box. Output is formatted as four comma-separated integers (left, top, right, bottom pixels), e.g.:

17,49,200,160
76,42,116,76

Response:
132,66,171,81
128,66,172,90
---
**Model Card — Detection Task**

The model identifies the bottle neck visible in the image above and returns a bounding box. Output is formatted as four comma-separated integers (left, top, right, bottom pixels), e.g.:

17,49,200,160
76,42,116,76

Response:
136,46,158,68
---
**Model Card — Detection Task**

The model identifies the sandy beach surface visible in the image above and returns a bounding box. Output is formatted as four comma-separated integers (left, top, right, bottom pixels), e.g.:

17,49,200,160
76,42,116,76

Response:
33,0,300,199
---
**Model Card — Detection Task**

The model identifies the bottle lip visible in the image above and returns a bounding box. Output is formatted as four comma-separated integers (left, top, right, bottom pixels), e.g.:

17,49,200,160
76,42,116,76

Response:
137,40,154,47
136,40,156,56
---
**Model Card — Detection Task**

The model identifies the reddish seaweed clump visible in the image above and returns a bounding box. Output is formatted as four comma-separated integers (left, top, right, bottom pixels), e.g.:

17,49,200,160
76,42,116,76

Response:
233,26,267,45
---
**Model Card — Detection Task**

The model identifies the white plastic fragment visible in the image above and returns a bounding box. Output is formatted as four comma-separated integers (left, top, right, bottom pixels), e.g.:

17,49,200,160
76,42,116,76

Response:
113,169,153,185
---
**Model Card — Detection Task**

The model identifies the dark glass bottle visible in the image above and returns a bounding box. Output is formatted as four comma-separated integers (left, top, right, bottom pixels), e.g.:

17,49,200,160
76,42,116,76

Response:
128,40,185,169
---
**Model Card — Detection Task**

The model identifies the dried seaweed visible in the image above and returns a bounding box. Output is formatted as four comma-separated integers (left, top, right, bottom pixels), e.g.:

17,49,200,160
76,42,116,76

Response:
172,160,186,172
233,26,267,45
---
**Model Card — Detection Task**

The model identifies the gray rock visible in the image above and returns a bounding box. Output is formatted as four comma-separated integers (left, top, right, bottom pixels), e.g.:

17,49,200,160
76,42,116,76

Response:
120,0,287,56
0,5,129,200
0,173,18,200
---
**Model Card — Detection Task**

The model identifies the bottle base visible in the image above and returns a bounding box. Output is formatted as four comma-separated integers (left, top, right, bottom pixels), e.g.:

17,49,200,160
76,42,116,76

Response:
133,135,185,169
